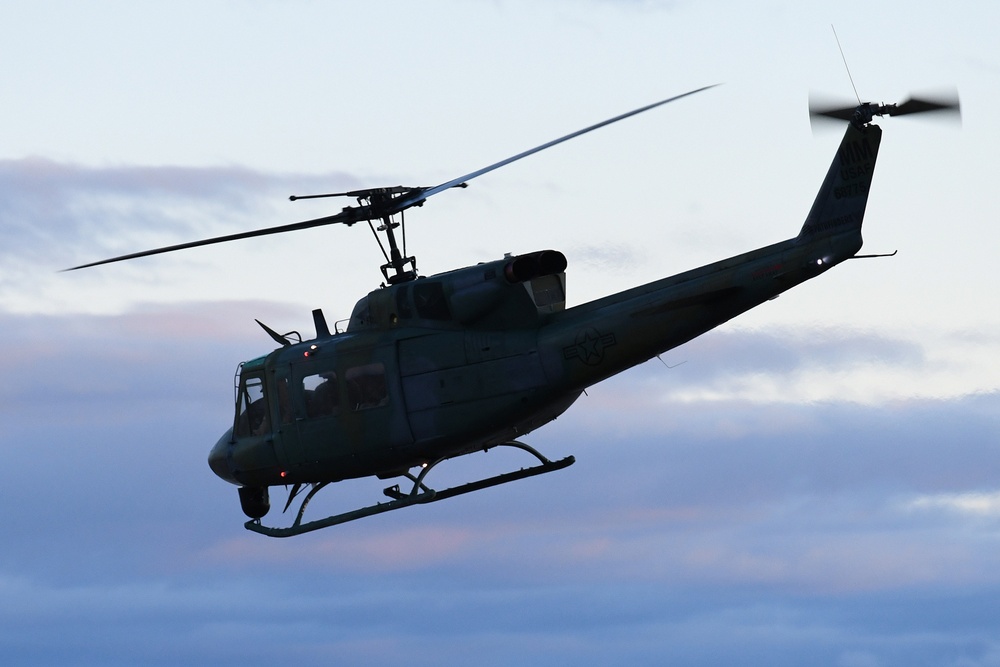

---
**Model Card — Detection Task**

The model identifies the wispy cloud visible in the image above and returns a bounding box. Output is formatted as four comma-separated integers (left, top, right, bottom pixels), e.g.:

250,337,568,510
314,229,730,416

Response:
904,490,1000,517
568,241,647,273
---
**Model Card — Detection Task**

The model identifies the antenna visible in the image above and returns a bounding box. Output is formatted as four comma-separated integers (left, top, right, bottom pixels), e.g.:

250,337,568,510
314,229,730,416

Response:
832,25,862,105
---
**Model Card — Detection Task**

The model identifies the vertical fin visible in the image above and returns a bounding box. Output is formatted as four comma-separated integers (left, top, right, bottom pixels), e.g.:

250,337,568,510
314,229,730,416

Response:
798,123,882,239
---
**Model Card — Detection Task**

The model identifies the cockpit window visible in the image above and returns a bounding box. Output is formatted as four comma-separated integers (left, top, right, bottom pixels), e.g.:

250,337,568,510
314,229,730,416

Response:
235,374,269,437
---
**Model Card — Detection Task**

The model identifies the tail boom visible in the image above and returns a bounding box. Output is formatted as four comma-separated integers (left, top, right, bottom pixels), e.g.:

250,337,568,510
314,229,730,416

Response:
540,122,884,393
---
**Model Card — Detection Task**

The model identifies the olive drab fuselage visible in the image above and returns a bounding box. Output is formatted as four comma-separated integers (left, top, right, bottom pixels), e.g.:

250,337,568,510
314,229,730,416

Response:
211,249,580,487
209,122,883,492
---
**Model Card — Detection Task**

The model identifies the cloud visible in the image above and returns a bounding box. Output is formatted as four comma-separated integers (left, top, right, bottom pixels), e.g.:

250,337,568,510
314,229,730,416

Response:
0,302,297,409
602,325,1000,404
0,157,362,267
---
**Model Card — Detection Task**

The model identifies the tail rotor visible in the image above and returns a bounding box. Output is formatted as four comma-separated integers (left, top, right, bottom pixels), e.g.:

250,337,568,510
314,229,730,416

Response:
809,90,961,128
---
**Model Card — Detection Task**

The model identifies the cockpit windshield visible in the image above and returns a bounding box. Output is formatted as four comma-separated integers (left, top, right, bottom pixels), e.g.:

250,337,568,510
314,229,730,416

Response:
235,373,269,437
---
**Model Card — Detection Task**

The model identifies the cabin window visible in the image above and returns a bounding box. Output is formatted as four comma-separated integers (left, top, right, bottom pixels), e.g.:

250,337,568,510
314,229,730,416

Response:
346,363,388,410
235,374,269,437
302,372,339,419
413,281,450,320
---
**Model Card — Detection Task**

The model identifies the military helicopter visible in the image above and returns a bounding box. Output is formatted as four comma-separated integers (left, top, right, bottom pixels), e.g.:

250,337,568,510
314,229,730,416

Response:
69,84,958,537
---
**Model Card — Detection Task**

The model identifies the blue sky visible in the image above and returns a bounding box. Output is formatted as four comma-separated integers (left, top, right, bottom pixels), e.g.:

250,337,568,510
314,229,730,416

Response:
1,1,999,665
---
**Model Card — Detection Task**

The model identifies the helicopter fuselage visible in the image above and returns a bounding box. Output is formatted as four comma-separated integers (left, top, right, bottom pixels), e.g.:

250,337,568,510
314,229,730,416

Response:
209,121,878,495
210,225,861,491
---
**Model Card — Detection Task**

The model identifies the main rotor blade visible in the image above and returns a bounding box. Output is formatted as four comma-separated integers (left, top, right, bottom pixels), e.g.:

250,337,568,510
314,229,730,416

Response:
64,208,360,271
66,84,716,271
390,84,719,211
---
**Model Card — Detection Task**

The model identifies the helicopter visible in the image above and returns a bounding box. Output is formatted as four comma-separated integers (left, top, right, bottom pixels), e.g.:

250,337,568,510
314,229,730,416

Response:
69,84,959,537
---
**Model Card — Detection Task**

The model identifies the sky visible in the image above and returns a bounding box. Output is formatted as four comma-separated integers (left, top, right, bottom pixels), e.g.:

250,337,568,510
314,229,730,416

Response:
1,0,998,665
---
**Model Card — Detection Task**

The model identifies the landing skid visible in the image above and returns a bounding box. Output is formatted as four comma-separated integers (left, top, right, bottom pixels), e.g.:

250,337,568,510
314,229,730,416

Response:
244,441,575,538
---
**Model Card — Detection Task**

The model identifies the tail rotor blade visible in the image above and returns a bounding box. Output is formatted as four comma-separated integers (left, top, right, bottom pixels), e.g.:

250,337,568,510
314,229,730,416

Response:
808,93,860,130
889,92,961,120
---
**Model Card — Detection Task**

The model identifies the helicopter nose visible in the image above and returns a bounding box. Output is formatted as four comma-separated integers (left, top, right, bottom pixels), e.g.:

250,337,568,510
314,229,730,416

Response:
208,430,238,485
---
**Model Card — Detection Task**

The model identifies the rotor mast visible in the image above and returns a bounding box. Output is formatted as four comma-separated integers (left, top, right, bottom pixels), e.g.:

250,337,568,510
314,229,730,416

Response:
290,185,420,284
371,190,417,285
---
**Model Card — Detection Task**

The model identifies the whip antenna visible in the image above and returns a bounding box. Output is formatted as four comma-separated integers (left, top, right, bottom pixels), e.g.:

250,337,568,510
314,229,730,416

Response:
832,25,862,105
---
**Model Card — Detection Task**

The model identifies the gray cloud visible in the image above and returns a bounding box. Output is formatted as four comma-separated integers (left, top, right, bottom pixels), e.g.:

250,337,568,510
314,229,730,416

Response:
0,158,362,267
